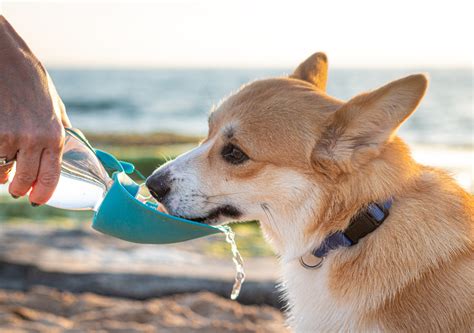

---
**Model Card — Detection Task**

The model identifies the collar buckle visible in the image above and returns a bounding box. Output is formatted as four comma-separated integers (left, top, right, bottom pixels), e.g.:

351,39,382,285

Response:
344,203,390,245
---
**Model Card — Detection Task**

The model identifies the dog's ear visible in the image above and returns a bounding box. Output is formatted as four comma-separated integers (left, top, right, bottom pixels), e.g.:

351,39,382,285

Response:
291,52,328,91
313,74,428,174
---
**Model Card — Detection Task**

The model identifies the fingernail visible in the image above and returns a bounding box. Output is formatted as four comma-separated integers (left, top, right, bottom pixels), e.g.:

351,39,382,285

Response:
31,202,40,207
11,194,19,199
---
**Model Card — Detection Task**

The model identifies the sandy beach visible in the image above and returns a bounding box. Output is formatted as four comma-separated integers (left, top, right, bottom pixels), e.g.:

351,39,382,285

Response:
0,222,286,332
0,287,288,333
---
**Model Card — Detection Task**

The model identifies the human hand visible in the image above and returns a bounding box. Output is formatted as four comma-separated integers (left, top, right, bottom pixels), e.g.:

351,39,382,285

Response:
0,16,71,205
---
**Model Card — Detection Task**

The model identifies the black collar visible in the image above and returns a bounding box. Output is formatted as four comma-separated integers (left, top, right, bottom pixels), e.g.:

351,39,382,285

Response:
300,198,392,269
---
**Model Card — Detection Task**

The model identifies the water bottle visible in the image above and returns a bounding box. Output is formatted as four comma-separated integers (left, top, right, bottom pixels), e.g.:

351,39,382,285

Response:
46,128,114,211
6,128,113,211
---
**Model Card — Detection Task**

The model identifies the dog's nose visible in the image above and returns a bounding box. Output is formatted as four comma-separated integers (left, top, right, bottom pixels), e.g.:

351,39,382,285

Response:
146,170,171,202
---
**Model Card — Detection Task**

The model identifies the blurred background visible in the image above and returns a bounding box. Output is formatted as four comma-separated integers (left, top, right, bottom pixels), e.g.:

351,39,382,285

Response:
0,1,472,332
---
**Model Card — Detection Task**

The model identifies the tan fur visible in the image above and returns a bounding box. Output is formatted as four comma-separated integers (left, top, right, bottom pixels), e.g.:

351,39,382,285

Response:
290,52,328,91
155,52,474,331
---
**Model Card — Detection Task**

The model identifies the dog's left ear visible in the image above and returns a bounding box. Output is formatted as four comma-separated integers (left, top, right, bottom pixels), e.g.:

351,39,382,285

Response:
291,52,328,91
313,74,428,174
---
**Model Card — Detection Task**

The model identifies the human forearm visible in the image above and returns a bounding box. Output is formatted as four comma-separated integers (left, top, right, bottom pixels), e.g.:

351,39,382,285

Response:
0,16,71,127
0,15,71,204
0,15,33,57
0,15,45,97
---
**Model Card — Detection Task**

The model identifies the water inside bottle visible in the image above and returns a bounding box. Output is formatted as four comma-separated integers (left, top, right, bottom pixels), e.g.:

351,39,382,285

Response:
46,129,113,211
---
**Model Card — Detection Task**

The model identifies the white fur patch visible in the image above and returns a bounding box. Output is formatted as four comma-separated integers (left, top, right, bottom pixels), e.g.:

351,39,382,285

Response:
281,257,365,332
153,140,215,218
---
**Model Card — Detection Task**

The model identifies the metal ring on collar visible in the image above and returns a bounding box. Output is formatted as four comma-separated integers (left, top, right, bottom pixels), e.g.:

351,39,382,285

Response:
299,254,324,269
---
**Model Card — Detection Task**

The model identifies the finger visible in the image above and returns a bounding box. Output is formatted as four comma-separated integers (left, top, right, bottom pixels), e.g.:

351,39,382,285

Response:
29,147,62,205
9,148,42,198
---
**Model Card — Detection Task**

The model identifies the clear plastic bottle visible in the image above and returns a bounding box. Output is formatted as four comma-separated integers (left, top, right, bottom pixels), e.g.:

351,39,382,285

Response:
7,129,113,211
46,129,113,211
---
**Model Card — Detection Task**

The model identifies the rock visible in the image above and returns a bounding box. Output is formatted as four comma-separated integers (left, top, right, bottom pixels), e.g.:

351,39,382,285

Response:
0,259,283,307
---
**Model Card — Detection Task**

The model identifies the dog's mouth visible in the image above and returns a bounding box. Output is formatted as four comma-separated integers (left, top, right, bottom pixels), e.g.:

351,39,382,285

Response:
179,205,242,225
146,186,242,225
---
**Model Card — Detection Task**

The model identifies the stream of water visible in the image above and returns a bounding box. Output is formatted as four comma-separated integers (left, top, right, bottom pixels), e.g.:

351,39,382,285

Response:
218,225,246,300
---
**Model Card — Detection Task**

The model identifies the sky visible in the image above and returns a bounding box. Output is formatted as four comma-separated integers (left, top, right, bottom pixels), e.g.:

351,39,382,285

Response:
1,0,473,68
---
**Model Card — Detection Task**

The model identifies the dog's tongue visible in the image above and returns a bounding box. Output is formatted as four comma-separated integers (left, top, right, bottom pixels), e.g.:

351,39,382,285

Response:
136,184,169,213
156,204,168,214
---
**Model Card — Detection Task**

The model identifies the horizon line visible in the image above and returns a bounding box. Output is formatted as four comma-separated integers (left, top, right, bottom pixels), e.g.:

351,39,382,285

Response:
46,64,473,71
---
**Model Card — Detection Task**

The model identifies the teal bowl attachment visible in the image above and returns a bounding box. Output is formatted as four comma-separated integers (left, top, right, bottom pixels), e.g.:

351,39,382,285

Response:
54,130,222,244
92,172,221,244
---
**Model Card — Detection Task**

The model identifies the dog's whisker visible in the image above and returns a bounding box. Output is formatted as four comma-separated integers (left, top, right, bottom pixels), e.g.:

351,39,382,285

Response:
195,189,245,200
204,199,221,205
265,204,276,223
261,203,289,253
261,204,271,223
261,203,277,228
206,192,246,199
158,153,173,164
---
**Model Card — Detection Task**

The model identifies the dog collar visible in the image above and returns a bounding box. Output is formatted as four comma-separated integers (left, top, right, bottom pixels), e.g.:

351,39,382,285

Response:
300,198,393,269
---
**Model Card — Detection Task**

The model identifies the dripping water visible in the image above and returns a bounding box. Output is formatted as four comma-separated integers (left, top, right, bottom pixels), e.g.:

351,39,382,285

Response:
217,225,246,300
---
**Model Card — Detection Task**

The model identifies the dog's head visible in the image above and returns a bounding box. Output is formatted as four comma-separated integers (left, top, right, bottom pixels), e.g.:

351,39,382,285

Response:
147,53,427,255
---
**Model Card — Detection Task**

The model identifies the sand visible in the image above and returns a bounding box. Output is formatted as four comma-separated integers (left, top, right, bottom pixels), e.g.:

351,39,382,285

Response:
0,286,289,333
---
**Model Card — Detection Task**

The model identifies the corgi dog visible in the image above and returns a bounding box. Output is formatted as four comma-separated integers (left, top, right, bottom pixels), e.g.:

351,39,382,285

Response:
147,53,473,332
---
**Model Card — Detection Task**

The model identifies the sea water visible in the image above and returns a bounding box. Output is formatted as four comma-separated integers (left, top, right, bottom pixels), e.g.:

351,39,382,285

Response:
51,68,472,148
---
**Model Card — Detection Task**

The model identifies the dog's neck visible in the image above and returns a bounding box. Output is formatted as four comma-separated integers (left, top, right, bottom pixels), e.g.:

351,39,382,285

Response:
265,138,421,262
260,189,324,261
264,139,472,332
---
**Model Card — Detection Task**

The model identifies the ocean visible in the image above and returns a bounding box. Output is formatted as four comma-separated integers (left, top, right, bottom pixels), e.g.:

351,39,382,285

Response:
50,68,473,147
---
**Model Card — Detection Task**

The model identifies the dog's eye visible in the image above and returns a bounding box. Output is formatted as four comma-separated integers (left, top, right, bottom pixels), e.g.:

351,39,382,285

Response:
221,144,249,165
